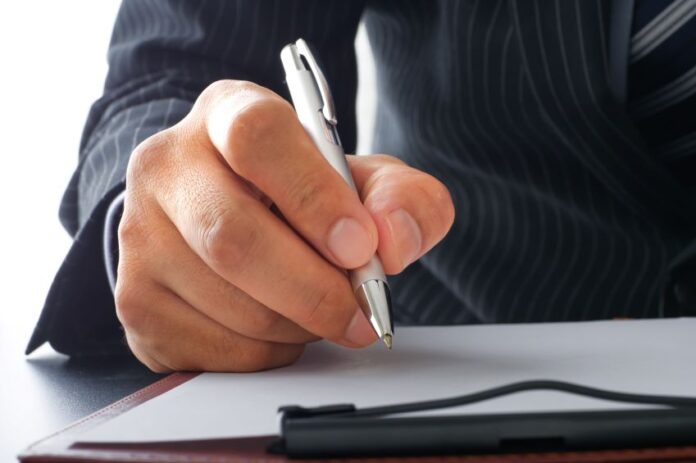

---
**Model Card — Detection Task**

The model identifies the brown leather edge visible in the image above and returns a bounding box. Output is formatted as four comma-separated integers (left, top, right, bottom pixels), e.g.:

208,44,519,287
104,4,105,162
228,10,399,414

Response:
64,442,696,463
18,372,200,462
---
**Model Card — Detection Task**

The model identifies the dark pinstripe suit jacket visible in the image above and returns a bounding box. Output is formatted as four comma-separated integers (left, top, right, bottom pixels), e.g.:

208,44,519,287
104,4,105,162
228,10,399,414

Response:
28,0,696,356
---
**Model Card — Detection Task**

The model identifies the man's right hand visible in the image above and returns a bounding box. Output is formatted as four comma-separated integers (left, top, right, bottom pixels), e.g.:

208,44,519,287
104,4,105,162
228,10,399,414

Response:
116,80,455,373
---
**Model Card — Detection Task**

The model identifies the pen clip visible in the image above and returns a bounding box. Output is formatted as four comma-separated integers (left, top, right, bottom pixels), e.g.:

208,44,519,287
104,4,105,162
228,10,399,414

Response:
293,39,337,126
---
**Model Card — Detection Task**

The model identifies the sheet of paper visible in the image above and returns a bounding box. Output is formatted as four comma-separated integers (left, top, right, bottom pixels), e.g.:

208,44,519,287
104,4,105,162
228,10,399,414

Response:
78,318,696,443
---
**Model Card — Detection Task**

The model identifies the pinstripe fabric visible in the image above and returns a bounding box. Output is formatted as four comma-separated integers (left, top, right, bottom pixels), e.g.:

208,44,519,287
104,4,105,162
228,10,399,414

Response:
628,0,696,184
28,0,696,356
370,0,691,325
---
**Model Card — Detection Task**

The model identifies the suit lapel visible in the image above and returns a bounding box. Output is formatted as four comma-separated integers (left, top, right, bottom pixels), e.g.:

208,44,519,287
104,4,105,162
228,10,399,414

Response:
509,0,695,229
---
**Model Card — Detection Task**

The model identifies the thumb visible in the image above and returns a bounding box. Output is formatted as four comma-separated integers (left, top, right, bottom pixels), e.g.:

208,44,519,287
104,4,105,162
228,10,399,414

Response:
348,155,455,274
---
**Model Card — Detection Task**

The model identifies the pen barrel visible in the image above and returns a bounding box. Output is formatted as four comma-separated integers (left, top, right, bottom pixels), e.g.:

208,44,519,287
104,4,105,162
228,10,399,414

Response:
350,256,387,291
282,43,392,339
284,68,388,288
282,68,357,190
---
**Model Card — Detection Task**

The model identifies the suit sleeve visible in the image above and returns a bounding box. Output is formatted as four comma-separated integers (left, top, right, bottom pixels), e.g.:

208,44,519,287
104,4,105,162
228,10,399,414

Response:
27,0,366,356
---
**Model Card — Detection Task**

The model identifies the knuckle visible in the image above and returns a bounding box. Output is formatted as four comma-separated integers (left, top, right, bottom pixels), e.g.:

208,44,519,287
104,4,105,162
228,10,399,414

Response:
235,342,280,372
151,341,197,371
285,172,332,218
192,334,301,372
126,338,172,373
226,98,296,174
117,208,144,249
166,355,202,372
126,130,174,185
182,331,251,372
200,79,235,101
114,278,150,334
200,79,259,104
300,285,351,339
200,205,259,272
301,286,330,326
146,362,172,374
242,305,282,338
117,204,159,269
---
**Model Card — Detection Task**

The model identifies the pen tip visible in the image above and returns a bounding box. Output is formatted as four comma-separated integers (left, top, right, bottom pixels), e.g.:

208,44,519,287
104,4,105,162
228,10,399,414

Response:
382,333,393,350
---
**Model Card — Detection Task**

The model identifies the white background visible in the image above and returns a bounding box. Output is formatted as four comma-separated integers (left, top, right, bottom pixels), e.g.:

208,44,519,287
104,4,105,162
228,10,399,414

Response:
0,1,121,353
0,2,376,354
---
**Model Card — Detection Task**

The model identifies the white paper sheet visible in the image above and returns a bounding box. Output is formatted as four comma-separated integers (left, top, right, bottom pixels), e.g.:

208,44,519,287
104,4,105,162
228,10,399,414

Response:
78,318,696,443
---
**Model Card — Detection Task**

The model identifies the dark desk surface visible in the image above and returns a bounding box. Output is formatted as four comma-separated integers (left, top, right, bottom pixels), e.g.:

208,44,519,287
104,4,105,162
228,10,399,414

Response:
0,326,161,462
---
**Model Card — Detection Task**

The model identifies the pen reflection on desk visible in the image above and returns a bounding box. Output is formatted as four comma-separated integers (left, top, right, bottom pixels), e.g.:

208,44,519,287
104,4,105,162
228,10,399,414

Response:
280,39,394,348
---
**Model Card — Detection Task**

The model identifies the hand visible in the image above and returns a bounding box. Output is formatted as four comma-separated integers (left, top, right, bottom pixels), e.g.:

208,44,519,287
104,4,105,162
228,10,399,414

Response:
116,80,455,373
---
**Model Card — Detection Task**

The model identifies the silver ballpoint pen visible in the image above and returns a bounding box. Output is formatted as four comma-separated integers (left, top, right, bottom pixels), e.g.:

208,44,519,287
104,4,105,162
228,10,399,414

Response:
281,39,394,349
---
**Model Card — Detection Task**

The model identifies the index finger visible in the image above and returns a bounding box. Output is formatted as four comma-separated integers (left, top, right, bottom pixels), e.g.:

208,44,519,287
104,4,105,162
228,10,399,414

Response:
203,80,378,270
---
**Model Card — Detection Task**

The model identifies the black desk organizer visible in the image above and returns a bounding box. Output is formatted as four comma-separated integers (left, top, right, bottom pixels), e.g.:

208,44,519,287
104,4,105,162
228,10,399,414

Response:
270,380,696,459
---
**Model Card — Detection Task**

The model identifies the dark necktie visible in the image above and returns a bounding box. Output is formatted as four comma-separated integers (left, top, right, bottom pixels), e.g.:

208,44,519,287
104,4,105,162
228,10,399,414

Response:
628,0,696,184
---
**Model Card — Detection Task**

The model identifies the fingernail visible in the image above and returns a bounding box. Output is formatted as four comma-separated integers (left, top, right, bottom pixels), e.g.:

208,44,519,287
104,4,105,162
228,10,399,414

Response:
386,209,422,268
343,309,378,346
328,217,373,268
